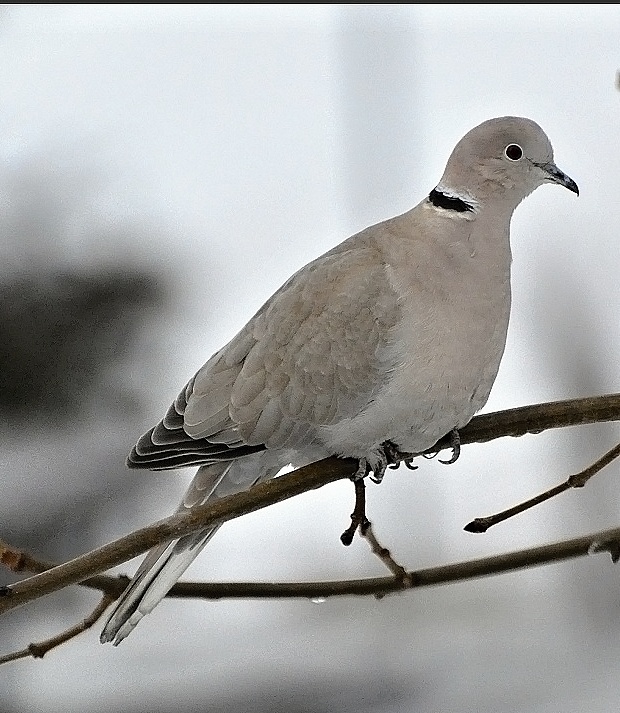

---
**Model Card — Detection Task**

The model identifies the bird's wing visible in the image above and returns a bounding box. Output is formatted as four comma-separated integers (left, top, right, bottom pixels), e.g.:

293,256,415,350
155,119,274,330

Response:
129,243,402,469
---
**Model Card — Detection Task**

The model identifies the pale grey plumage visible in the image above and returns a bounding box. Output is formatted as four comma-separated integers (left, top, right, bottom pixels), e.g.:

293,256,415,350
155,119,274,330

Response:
101,116,578,644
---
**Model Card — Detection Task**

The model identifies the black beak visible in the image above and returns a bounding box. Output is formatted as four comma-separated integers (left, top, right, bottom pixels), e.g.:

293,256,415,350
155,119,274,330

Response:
539,162,579,195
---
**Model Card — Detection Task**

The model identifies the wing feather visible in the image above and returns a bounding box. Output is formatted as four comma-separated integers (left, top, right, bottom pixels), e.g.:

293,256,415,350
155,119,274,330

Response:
129,246,401,470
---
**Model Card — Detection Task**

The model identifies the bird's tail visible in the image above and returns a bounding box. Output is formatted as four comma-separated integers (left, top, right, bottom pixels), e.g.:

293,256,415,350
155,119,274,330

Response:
101,459,271,645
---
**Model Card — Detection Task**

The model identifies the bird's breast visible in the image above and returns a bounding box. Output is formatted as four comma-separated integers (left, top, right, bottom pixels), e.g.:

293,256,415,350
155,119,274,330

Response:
318,236,512,458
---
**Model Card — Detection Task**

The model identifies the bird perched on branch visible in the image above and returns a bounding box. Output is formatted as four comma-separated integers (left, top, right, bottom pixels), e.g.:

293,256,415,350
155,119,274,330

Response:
101,116,578,644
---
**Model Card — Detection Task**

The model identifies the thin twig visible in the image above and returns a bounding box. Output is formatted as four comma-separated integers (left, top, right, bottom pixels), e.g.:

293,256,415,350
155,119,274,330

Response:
361,524,412,587
0,594,113,665
0,541,51,575
465,441,620,533
337,482,410,581
340,479,370,546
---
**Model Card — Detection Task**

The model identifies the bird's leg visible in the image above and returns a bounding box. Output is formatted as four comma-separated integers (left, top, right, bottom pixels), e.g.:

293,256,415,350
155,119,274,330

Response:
438,428,461,464
344,441,418,545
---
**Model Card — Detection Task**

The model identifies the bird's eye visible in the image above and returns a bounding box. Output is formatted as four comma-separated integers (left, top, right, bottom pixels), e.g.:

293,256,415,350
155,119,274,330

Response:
504,144,523,161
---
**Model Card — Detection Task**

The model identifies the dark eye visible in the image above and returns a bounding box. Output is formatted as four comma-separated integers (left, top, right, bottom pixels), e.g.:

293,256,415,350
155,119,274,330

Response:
504,143,523,161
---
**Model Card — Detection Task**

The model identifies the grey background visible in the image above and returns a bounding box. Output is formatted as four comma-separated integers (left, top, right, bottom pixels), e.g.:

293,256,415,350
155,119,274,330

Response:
1,5,619,712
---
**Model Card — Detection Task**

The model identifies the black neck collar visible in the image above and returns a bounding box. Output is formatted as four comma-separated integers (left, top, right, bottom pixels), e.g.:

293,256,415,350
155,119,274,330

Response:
428,188,475,213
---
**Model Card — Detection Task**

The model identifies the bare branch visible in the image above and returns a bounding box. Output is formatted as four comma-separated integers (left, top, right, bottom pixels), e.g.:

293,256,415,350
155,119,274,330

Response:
0,594,113,665
446,393,620,445
361,523,413,587
0,541,129,596
340,479,370,546
4,521,620,665
1,394,620,616
162,525,620,601
465,441,620,532
2,528,620,604
0,456,354,614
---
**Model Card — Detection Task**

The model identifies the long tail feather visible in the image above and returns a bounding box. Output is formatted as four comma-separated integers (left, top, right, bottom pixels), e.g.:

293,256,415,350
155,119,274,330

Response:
101,456,282,645
100,461,232,645
100,526,220,645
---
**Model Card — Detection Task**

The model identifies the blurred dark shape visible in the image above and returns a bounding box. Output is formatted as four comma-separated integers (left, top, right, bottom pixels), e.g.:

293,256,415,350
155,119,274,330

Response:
0,268,164,429
0,141,170,431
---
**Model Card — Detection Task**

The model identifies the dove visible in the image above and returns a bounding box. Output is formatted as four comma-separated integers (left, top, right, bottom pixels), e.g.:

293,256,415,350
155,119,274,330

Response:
101,116,578,644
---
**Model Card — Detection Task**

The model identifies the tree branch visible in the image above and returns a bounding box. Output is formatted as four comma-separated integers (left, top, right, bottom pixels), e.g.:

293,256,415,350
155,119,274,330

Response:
0,456,354,613
3,526,620,604
166,525,620,598
465,441,620,532
2,394,620,616
0,594,114,665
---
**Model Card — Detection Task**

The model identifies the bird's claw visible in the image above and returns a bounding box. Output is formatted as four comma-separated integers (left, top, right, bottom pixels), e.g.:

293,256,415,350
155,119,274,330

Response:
438,428,461,464
355,431,458,480
369,449,389,484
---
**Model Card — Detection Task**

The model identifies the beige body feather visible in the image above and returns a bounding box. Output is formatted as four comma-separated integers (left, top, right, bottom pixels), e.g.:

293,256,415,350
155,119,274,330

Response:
102,116,578,644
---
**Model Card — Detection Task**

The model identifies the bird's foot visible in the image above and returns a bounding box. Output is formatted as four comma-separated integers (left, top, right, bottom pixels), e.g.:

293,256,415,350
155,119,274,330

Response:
422,428,461,464
353,441,415,484
352,458,371,481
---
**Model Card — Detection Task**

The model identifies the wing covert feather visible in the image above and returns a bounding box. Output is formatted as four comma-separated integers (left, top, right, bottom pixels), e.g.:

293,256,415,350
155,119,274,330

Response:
130,245,402,468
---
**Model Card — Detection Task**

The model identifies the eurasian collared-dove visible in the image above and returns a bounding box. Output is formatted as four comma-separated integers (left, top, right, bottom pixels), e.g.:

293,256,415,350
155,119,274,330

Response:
101,116,578,644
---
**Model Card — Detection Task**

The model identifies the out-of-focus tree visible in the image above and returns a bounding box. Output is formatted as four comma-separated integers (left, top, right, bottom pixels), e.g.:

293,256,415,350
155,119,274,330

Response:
0,268,161,428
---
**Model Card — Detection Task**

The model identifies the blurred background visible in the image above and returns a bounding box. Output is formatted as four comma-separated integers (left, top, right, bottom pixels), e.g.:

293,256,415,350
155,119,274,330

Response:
0,4,619,712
